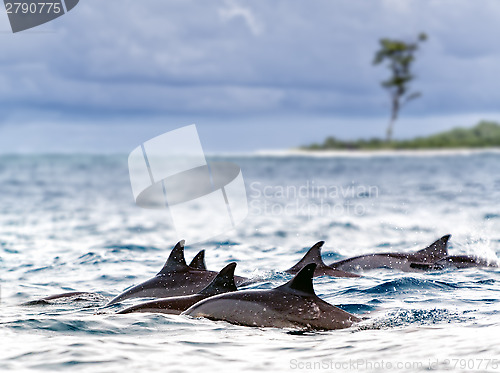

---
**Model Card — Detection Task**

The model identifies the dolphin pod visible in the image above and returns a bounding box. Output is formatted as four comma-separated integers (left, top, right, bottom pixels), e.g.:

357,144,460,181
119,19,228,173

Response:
106,240,249,306
117,262,238,315
25,234,498,330
183,263,360,330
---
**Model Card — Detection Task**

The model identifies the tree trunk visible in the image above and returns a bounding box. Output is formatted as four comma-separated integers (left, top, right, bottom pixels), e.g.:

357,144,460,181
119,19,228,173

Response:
386,119,394,143
386,96,399,143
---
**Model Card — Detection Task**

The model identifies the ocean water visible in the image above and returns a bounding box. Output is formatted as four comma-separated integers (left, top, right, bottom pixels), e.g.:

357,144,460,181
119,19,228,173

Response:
1,152,500,372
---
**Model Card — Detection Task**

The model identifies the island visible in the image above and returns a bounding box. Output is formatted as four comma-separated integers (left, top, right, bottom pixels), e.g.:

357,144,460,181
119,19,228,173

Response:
303,121,500,150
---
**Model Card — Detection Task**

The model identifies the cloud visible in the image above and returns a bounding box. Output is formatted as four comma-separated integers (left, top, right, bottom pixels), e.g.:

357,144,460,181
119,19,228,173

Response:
1,0,500,130
219,0,263,36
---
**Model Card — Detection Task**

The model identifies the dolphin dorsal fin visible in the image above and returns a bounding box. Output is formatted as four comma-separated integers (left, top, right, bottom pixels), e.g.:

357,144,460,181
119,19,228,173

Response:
189,250,207,270
157,240,189,275
278,263,317,295
285,241,325,273
198,263,238,296
414,235,450,262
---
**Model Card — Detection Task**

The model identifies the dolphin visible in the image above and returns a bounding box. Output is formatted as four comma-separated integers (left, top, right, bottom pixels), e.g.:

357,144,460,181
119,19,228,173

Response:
25,250,209,307
328,235,451,273
285,241,360,278
22,291,95,305
183,263,361,330
117,262,238,315
189,250,207,270
410,255,500,270
106,240,247,306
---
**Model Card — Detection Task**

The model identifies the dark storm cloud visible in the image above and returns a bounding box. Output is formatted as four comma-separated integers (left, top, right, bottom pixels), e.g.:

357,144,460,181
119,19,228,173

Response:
0,0,500,120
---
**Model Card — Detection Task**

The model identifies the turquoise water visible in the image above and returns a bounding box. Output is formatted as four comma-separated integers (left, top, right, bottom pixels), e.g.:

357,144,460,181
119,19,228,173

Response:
1,153,500,372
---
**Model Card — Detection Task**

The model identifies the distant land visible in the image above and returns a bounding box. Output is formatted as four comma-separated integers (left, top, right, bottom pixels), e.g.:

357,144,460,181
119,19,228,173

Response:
303,121,500,150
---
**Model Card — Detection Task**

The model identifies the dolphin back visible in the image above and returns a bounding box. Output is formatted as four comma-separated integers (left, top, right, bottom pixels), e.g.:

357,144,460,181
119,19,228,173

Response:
413,235,450,262
285,242,325,274
157,240,189,275
198,263,238,296
189,250,207,270
285,242,359,278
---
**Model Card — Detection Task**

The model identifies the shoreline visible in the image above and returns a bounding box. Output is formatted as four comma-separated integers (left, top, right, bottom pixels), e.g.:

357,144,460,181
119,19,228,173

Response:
1,147,500,158
254,147,500,158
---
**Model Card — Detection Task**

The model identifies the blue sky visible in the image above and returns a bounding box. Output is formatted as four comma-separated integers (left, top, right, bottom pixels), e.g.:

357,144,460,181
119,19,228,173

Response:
1,0,500,152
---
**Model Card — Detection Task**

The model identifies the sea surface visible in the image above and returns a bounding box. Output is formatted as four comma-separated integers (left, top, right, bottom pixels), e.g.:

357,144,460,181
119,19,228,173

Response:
1,152,500,372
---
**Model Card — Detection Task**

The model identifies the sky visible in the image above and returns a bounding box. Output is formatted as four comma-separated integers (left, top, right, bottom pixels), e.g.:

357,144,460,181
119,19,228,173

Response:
1,0,500,153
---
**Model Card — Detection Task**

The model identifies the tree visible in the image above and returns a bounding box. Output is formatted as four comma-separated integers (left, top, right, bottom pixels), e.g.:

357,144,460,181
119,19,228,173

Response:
373,32,427,142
